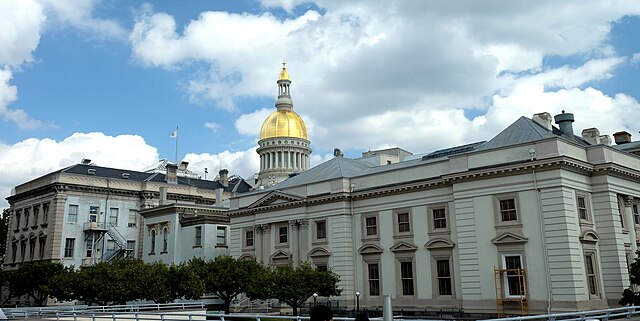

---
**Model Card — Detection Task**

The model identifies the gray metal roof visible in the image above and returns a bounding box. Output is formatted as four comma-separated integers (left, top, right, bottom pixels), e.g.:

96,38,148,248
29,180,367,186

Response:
268,156,376,189
476,116,590,151
613,141,640,152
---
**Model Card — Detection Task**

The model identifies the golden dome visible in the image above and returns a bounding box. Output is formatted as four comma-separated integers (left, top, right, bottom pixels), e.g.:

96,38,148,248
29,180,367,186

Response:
279,66,290,81
260,109,308,140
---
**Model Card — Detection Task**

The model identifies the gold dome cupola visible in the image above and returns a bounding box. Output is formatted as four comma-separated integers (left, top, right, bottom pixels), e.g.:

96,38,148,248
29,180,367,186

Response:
256,63,312,188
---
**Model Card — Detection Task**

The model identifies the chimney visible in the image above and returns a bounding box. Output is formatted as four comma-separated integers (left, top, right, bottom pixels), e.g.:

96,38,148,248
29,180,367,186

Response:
159,187,167,205
613,131,632,145
554,110,575,138
178,161,189,171
214,188,223,207
581,128,601,145
166,163,178,184
599,135,612,146
219,169,229,187
333,148,344,157
532,112,553,131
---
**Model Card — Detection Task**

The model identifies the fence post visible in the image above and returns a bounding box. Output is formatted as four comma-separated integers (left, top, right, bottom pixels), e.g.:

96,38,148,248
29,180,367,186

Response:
73,311,77,321
112,313,116,321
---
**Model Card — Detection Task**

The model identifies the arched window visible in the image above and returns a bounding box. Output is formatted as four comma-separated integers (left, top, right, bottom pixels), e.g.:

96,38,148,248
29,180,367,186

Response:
162,227,168,253
150,230,156,254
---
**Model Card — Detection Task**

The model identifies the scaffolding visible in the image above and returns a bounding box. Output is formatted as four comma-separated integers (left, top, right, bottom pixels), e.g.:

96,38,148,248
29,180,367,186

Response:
494,267,529,316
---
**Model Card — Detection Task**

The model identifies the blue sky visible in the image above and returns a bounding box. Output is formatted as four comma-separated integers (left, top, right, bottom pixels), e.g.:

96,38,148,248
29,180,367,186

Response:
1,0,640,208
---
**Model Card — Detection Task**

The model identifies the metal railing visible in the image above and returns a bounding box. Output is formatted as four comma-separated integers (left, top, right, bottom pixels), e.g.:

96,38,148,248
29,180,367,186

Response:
484,306,640,321
4,302,206,319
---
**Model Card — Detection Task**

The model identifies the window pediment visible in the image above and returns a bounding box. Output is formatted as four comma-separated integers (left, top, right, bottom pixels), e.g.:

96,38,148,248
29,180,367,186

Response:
425,238,455,250
238,253,256,261
248,191,304,209
309,247,331,258
492,232,528,245
579,229,599,244
359,244,384,255
390,241,418,253
270,249,292,260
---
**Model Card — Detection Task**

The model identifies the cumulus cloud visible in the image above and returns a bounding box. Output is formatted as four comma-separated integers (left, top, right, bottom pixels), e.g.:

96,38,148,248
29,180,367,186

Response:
204,121,221,133
0,133,160,208
183,148,260,181
129,1,640,156
0,69,43,129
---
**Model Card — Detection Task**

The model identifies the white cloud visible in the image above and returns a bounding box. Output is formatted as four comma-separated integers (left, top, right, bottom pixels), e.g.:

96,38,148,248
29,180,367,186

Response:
129,2,640,154
235,108,273,137
0,0,45,67
633,52,640,63
38,0,126,39
0,68,43,129
0,132,160,208
183,148,260,181
204,121,221,133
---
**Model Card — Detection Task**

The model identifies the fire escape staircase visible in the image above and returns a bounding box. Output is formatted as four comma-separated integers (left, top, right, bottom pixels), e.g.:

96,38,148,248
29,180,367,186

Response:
84,222,133,261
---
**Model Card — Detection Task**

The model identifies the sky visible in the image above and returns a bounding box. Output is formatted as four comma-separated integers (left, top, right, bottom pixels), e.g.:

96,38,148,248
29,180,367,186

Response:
1,0,640,209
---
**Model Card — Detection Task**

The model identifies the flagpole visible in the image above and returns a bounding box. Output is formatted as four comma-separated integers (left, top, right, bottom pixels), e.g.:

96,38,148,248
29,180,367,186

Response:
175,126,179,164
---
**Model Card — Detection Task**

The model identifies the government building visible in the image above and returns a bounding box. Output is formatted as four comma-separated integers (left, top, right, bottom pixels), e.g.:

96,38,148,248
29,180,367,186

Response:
225,66,640,315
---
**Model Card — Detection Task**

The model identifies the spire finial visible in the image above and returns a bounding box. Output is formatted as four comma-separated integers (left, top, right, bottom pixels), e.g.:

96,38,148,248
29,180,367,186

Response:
278,61,290,81
282,60,287,69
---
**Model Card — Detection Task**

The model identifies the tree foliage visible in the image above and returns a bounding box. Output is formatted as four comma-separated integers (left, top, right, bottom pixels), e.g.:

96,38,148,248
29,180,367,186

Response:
12,261,66,306
0,209,9,264
265,262,342,315
621,250,640,305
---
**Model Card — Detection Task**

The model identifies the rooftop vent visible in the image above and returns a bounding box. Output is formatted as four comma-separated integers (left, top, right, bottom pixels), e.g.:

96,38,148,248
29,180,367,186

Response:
87,169,96,175
613,131,632,145
81,158,92,165
532,112,553,131
554,110,575,138
122,173,130,179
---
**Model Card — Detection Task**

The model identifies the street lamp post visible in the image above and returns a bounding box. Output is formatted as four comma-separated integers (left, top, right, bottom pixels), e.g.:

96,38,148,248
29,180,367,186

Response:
313,292,318,307
355,291,360,312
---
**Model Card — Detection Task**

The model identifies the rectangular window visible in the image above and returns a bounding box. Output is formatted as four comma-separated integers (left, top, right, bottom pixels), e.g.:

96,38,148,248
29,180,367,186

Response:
499,199,517,222
217,227,227,246
634,204,639,225
85,239,93,258
245,230,254,247
109,208,119,226
12,243,17,263
433,208,447,229
316,265,327,272
32,206,39,226
194,226,202,246
365,217,377,236
397,212,411,233
279,226,288,244
89,206,99,222
400,261,414,295
29,239,36,260
585,253,599,296
502,255,525,297
436,259,452,295
368,263,380,296
316,221,326,240
38,237,46,259
577,196,588,220
128,209,137,227
126,240,135,251
23,208,30,228
64,238,75,258
14,210,21,229
42,203,49,224
68,205,78,223
107,239,116,251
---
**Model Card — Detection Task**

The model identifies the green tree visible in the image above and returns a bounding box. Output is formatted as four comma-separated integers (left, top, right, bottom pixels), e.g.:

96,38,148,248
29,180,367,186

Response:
0,208,10,265
49,265,77,303
268,262,342,316
621,250,640,305
197,256,267,314
142,262,172,303
169,262,204,301
0,269,18,305
12,261,66,306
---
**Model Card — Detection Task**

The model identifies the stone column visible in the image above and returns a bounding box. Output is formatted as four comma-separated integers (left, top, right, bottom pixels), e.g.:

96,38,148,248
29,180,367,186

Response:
290,220,300,266
299,219,309,264
624,196,638,256
49,192,68,262
262,224,271,265
254,225,262,263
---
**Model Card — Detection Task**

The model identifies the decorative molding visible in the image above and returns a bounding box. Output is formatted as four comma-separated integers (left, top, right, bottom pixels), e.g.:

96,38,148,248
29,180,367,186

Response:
358,244,384,255
309,247,331,258
492,232,528,245
425,238,455,251
390,241,418,253
579,229,600,244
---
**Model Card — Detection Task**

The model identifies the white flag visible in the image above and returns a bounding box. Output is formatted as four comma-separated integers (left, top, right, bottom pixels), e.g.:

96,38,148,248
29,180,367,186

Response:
170,130,178,138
